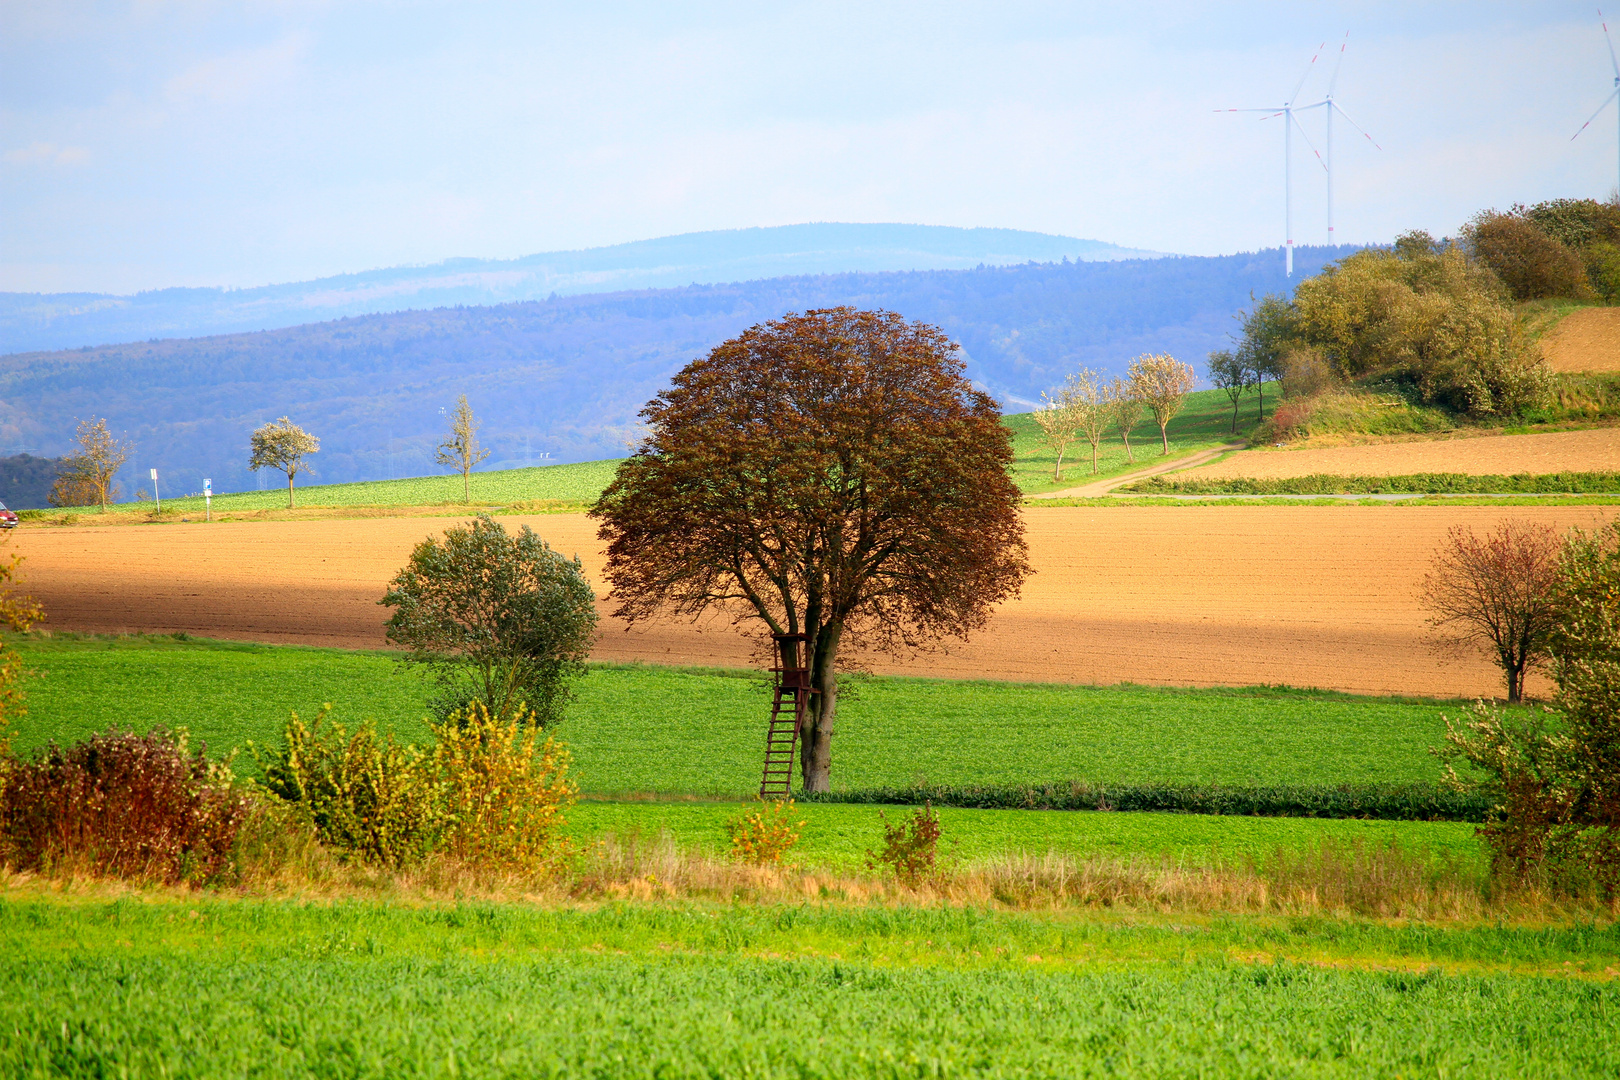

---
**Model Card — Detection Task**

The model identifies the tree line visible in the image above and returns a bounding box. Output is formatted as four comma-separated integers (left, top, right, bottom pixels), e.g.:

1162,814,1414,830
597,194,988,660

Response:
43,393,494,511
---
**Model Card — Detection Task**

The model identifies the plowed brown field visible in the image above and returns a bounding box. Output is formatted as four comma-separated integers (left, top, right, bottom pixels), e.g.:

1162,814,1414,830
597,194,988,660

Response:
1181,428,1620,480
1541,306,1620,373
14,506,1612,697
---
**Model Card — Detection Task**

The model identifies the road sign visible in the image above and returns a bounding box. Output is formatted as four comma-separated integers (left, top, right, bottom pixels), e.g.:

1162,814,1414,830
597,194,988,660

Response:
149,468,157,480
203,479,212,496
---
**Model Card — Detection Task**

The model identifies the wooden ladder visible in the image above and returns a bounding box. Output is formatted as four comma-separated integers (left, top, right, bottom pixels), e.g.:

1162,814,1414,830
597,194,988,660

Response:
759,683,803,799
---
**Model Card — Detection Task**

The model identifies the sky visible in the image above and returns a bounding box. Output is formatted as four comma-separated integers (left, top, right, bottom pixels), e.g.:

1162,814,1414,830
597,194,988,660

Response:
3,1,1618,295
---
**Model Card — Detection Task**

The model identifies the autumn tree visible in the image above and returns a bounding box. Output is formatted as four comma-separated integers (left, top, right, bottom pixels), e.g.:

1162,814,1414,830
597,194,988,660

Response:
0,543,42,761
50,418,130,511
1421,520,1563,703
1106,376,1141,463
1207,350,1251,434
249,417,319,509
382,515,597,726
1127,353,1197,455
1031,379,1081,482
593,307,1032,792
435,394,491,504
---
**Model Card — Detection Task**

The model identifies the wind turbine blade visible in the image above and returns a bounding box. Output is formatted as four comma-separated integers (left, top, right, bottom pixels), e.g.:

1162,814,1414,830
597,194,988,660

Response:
1603,9,1620,79
1289,41,1327,103
1290,112,1329,172
1572,87,1620,139
1214,107,1286,113
1330,102,1383,150
1327,31,1350,97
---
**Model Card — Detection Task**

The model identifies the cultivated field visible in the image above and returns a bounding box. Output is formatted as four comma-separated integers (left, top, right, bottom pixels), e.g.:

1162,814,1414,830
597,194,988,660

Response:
1180,427,1620,480
12,504,1611,696
1541,305,1620,372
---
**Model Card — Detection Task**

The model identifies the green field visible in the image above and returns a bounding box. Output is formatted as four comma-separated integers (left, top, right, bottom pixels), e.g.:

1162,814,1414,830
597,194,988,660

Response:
3,897,1614,1078
9,634,1466,795
35,458,624,517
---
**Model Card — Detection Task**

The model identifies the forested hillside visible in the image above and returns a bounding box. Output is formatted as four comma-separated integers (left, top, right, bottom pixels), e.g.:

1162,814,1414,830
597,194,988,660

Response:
0,223,1159,353
0,246,1358,495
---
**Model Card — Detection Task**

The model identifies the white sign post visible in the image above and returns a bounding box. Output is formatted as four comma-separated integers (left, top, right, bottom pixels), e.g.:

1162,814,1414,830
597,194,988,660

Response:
149,468,160,513
203,478,212,522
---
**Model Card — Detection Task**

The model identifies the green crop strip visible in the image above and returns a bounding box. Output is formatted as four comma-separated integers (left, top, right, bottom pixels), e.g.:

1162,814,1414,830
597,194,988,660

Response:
9,636,1476,798
1123,472,1620,495
1,898,1616,1078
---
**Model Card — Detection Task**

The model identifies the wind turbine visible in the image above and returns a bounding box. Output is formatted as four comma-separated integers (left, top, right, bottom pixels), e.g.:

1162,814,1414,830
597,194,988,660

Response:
1304,34,1382,249
1218,43,1330,276
1572,10,1620,196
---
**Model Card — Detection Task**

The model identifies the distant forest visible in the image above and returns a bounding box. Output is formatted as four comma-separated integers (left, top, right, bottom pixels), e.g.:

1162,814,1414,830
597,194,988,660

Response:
0,454,62,510
0,246,1359,496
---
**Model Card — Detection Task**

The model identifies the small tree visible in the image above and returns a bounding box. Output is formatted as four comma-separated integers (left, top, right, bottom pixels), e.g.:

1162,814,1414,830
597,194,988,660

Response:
1031,381,1081,482
1421,521,1562,703
1207,350,1251,434
1071,369,1110,474
1127,353,1197,455
51,418,130,511
1106,376,1141,463
381,514,598,726
435,394,491,504
249,417,319,509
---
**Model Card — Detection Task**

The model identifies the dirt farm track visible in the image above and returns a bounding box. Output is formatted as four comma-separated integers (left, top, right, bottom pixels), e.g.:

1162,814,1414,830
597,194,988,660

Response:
13,506,1614,698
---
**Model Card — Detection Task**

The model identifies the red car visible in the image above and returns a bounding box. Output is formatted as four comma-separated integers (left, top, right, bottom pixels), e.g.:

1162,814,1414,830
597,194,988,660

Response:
0,501,16,529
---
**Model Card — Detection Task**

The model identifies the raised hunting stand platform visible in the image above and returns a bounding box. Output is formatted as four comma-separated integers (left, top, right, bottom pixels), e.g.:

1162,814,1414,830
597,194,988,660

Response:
760,631,816,798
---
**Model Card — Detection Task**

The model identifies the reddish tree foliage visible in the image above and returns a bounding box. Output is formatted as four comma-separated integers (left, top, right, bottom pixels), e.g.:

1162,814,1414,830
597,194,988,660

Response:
1421,520,1563,702
593,307,1031,791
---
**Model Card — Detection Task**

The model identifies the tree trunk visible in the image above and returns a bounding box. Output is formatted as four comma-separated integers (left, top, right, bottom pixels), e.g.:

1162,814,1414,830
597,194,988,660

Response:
1257,380,1265,422
1052,448,1065,483
1506,658,1523,703
463,469,471,504
1122,432,1133,463
287,472,296,509
1090,440,1098,473
800,621,842,792
1158,421,1170,455
1230,399,1239,433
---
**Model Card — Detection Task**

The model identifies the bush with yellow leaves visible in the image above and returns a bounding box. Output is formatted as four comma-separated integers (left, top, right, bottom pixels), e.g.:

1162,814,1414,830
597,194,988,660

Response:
725,798,804,865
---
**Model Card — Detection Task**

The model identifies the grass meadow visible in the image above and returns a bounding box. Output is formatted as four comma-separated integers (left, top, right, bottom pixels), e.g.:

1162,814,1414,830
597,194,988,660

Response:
5,632,1488,867
10,633,1465,795
3,896,1616,1079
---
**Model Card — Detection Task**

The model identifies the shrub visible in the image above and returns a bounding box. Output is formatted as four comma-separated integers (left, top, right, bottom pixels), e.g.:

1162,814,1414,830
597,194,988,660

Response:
255,707,444,868
725,798,804,865
0,728,251,884
432,701,576,873
1264,398,1315,441
1585,241,1620,303
866,802,941,882
255,702,578,873
1279,346,1334,400
382,514,597,727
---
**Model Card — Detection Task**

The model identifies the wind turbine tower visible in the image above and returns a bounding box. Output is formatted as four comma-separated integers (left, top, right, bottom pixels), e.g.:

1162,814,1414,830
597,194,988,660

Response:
1572,10,1620,196
1309,34,1382,248
1218,44,1329,276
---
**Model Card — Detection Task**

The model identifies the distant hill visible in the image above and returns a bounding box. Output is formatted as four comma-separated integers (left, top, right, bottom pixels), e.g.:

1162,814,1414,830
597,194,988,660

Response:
0,224,1162,353
0,246,1359,498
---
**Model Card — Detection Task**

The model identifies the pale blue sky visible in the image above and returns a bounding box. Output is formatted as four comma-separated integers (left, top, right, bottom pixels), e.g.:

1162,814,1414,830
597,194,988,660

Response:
3,1,1615,294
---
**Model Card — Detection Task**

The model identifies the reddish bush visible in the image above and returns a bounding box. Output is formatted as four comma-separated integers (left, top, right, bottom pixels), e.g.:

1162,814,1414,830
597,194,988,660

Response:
0,728,251,884
866,801,942,882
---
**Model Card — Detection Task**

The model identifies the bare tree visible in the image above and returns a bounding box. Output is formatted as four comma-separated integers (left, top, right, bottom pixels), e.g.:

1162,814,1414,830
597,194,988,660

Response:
1071,369,1111,474
50,418,130,512
1106,377,1141,463
1127,353,1198,455
1421,520,1563,703
249,417,320,509
1031,379,1081,482
435,394,492,504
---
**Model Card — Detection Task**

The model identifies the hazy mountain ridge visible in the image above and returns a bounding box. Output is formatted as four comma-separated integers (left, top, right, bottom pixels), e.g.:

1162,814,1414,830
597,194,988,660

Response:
0,246,1357,498
0,224,1161,354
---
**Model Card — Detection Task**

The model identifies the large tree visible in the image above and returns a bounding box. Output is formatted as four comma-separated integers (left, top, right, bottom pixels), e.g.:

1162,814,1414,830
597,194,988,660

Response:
50,418,130,511
592,307,1031,792
435,394,491,504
